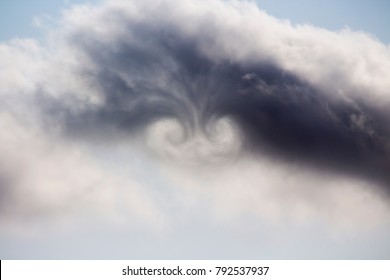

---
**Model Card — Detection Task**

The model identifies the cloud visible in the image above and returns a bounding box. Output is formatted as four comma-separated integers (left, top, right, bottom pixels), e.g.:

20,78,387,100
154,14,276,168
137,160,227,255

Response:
1,0,390,258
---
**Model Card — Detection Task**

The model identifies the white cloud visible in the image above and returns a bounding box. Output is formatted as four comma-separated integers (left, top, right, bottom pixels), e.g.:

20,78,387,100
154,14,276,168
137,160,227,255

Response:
0,0,390,258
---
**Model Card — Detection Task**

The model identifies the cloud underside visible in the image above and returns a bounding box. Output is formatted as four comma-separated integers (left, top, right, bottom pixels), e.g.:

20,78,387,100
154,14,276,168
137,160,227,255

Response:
1,0,390,241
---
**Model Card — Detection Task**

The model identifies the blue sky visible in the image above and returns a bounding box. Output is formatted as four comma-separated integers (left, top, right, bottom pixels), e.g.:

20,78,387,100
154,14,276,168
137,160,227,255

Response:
0,0,99,40
1,0,389,43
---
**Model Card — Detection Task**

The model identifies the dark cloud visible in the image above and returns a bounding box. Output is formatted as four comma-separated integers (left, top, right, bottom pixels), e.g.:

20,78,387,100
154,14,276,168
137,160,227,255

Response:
32,20,390,190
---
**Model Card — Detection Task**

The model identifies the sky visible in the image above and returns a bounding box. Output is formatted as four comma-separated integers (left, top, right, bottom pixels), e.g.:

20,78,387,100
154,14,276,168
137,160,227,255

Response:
1,0,390,259
0,0,99,40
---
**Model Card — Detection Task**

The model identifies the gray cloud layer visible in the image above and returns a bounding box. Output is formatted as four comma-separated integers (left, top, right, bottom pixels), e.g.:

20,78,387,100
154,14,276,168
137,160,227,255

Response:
33,0,390,189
